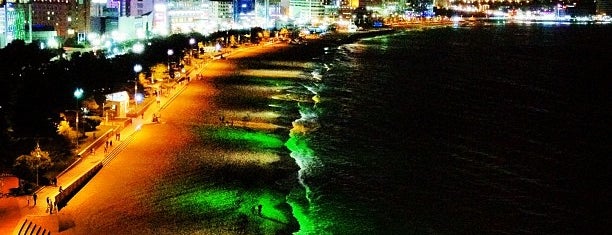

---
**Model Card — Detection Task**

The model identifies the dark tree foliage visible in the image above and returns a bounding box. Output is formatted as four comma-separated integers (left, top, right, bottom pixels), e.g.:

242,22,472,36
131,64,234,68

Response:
0,40,63,172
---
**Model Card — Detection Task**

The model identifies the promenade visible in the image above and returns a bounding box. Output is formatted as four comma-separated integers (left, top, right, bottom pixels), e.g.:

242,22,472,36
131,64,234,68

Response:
0,53,210,235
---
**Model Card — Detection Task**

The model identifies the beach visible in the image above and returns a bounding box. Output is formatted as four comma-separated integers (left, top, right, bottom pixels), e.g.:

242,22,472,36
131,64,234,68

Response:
47,42,320,234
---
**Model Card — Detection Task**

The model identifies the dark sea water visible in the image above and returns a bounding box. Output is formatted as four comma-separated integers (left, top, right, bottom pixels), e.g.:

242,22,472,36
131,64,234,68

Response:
285,23,612,235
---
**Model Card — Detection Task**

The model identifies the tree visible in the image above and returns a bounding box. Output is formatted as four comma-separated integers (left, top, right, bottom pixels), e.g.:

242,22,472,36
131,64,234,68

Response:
151,63,169,82
82,97,100,115
57,118,77,142
13,144,53,185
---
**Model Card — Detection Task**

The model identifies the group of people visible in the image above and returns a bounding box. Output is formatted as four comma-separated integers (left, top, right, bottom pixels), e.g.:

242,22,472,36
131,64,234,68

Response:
28,193,59,214
104,139,113,153
45,196,58,214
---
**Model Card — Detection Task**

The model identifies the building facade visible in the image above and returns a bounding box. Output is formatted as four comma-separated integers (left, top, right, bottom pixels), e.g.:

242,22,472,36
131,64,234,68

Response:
289,0,325,21
31,0,89,38
597,0,612,15
1,1,30,47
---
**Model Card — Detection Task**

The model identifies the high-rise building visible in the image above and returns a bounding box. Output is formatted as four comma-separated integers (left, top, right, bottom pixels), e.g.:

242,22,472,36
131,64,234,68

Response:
597,0,612,15
1,1,30,47
338,0,357,20
31,0,89,38
289,0,325,21
211,0,232,27
127,0,154,16
167,0,213,33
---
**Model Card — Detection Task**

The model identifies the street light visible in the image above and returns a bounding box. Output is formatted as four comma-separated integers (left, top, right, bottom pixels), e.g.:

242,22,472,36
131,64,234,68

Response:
73,88,83,147
134,64,142,104
35,142,41,186
167,49,174,72
189,38,196,60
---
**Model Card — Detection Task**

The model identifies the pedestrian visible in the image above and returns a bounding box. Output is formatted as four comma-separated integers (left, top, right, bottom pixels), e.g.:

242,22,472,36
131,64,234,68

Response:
27,197,30,206
104,145,108,153
49,201,53,214
105,140,109,148
59,186,64,193
117,133,121,141
110,140,113,147
32,193,37,205
90,148,95,155
257,204,262,215
141,113,144,119
46,196,50,205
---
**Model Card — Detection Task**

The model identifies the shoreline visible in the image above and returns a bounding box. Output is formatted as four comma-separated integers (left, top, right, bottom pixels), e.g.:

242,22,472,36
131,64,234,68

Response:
212,43,315,234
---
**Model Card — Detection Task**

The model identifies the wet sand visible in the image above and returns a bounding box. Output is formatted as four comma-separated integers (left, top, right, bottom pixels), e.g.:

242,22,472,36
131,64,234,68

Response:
51,43,313,234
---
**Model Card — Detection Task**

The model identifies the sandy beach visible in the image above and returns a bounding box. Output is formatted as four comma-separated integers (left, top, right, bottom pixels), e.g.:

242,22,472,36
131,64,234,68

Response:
43,42,320,234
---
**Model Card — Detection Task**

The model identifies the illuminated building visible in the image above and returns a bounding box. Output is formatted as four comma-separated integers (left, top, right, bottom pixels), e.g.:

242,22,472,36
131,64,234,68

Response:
289,0,324,22
166,0,213,33
127,0,154,16
1,1,29,47
30,0,89,38
597,0,612,15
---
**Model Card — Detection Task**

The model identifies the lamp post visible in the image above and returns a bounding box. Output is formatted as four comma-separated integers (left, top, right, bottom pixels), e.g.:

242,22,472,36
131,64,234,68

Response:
189,38,196,60
35,142,41,186
73,88,83,147
167,49,174,72
133,64,142,104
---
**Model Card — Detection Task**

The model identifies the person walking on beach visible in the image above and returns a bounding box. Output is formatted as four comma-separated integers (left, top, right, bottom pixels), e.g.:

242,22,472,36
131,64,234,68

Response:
32,193,37,205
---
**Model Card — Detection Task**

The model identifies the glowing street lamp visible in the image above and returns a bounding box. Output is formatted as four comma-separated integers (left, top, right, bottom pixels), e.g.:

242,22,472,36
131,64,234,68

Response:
134,64,142,104
132,42,145,54
73,88,83,147
167,49,174,72
189,38,196,59
35,142,41,186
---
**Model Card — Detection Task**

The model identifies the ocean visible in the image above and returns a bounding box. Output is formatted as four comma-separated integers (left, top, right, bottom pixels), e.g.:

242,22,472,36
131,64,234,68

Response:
283,22,611,234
